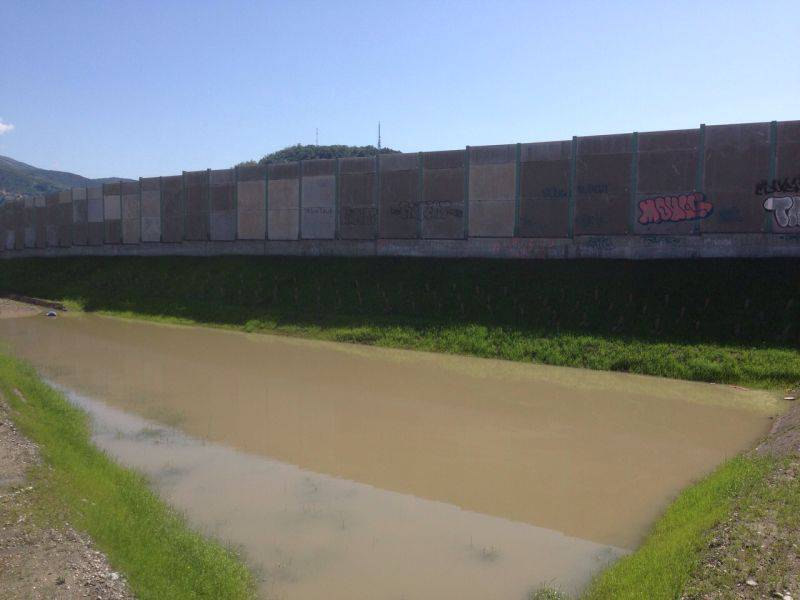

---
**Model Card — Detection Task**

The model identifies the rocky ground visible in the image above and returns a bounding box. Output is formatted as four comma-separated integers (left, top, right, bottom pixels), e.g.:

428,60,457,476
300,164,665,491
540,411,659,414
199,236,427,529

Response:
0,388,133,599
683,402,800,600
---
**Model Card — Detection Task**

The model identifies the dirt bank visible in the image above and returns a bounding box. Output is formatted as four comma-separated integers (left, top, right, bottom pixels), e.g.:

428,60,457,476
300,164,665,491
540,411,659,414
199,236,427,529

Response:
0,297,41,319
0,391,132,599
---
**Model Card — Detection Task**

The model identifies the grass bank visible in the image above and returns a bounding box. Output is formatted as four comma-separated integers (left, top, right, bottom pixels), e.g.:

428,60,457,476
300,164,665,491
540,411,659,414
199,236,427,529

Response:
532,402,800,600
580,455,773,599
1,256,798,389
0,351,256,599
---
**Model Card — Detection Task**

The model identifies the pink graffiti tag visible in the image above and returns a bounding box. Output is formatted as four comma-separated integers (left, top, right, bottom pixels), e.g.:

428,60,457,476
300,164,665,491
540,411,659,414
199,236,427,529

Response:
638,192,713,225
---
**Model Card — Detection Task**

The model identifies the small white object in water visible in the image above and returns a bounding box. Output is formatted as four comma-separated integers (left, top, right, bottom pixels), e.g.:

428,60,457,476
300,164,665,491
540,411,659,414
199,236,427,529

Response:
45,311,57,318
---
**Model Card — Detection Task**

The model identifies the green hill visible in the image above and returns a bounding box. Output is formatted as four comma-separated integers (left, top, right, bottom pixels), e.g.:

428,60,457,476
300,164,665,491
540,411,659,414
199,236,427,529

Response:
237,144,400,168
0,155,128,203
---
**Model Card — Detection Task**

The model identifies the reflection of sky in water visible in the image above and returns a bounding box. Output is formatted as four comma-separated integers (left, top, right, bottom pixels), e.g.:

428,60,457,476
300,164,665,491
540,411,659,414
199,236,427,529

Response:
62,384,625,600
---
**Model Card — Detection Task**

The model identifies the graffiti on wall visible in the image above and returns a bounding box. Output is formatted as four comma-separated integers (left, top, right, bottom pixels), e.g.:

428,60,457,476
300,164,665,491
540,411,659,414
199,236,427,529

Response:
764,196,800,228
754,176,800,196
577,183,609,194
389,201,418,220
423,201,463,220
342,206,376,227
637,192,713,225
385,201,462,221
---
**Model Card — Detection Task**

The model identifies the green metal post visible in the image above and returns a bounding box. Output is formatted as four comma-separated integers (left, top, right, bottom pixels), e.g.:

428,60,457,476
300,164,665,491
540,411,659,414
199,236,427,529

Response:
694,124,706,235
514,143,521,237
298,160,304,240
375,154,381,239
417,152,424,239
463,146,470,239
767,120,778,233
629,132,639,234
334,158,340,239
568,136,578,238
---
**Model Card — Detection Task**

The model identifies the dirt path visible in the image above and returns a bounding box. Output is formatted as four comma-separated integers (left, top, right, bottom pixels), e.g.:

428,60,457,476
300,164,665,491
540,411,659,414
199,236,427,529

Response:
0,392,133,599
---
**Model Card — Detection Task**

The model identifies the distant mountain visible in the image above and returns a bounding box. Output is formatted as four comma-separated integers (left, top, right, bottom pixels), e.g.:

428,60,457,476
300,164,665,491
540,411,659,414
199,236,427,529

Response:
237,144,400,168
0,155,129,203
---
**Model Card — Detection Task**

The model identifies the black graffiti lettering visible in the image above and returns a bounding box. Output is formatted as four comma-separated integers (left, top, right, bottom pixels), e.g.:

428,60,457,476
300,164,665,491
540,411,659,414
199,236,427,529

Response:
577,183,609,195
342,206,376,227
303,207,332,215
541,187,567,199
388,201,418,220
754,176,800,196
422,201,463,220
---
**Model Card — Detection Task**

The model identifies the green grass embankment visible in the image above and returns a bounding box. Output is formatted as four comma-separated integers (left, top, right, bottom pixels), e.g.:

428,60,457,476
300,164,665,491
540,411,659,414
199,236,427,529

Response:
580,454,773,599
1,256,798,389
0,351,256,600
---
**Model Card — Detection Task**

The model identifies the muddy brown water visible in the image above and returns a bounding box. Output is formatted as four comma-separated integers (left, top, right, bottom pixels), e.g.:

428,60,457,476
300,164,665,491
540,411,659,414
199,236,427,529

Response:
0,313,779,599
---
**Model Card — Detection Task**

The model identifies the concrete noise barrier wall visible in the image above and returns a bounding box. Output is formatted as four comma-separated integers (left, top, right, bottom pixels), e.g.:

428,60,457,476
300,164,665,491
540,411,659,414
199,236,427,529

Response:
3,119,800,260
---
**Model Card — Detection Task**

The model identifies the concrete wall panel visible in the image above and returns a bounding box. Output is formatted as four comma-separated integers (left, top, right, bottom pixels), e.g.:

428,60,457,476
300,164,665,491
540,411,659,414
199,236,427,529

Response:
300,173,335,239
267,164,299,240
761,121,800,233
468,145,515,237
103,182,122,244
338,157,376,240
302,158,335,178
237,165,266,240
236,178,266,240
519,141,572,237
72,187,88,246
634,129,700,235
379,154,419,239
57,190,72,247
702,123,770,233
140,178,161,242
121,181,140,244
33,197,46,248
1,203,12,250
574,134,633,236
267,208,299,241
23,197,36,247
6,201,16,250
268,178,299,210
209,169,236,241
11,200,25,250
87,187,104,246
45,192,59,247
184,170,209,241
161,175,183,243
422,150,465,239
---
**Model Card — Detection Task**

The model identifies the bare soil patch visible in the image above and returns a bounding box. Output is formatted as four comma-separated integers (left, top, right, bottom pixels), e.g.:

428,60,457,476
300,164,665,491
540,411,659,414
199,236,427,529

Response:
0,393,133,599
0,298,42,319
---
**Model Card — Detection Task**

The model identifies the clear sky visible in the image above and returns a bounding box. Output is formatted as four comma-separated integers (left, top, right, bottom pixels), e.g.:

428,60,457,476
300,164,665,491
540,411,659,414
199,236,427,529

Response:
1,0,798,179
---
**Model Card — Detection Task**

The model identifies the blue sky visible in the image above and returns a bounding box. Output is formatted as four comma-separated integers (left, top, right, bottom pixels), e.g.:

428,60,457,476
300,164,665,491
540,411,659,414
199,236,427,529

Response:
1,0,798,179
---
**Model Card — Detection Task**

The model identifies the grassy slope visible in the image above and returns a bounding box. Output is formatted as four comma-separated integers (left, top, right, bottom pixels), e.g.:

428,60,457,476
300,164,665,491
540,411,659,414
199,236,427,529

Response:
0,352,255,600
0,256,798,389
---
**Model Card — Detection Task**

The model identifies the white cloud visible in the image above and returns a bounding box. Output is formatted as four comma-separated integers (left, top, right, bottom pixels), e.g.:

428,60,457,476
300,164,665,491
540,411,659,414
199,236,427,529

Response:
0,119,15,135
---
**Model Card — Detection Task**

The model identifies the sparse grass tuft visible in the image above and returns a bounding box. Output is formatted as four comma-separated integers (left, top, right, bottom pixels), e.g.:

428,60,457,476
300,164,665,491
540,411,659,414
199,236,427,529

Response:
0,352,255,600
531,586,570,600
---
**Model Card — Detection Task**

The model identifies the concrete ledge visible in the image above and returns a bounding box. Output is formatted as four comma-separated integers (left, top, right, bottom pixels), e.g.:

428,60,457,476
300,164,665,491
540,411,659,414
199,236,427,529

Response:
3,234,800,260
